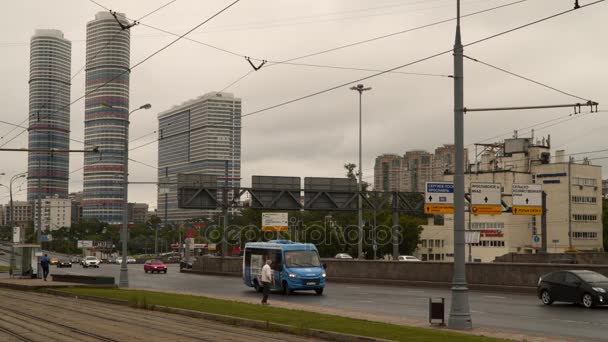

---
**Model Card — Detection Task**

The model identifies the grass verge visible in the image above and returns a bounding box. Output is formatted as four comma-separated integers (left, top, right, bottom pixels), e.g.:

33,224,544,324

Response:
60,288,506,342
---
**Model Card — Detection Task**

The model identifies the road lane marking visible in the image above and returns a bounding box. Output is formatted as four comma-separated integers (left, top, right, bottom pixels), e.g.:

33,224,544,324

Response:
483,295,506,299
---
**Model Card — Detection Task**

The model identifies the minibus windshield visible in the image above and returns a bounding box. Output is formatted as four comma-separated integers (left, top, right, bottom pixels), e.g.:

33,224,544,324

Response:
284,250,321,268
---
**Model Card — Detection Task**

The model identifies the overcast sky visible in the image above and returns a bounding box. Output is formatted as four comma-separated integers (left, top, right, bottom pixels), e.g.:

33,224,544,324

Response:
1,0,607,209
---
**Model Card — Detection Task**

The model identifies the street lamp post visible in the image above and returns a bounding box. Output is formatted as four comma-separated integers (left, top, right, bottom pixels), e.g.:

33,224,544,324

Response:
2,172,27,276
350,84,371,260
103,102,151,288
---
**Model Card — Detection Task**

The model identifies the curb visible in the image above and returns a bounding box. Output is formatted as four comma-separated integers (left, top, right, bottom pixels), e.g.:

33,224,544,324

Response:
180,270,536,294
44,289,391,342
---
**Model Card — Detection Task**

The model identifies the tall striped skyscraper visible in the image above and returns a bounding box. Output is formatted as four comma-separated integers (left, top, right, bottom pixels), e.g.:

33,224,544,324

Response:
157,92,241,222
28,29,71,202
83,12,130,224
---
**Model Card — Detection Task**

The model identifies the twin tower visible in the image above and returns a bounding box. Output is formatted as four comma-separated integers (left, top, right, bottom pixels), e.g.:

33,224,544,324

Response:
28,12,130,224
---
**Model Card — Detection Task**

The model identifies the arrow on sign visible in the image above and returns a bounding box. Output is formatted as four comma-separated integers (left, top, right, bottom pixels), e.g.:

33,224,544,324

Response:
484,197,488,203
428,196,433,202
525,198,529,204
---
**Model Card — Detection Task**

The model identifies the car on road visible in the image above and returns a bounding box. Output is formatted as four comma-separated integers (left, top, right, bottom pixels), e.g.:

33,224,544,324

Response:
398,255,421,262
57,259,72,268
50,257,59,265
538,270,608,308
180,257,196,270
81,256,100,268
144,259,167,273
70,256,80,264
116,256,137,264
335,253,353,259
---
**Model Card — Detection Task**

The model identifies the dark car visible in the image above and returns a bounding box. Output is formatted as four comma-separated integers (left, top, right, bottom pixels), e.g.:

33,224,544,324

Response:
180,257,196,270
537,270,608,308
57,259,72,268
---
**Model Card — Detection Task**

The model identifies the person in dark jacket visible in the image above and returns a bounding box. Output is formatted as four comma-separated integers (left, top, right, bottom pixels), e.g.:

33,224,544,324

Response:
40,254,51,281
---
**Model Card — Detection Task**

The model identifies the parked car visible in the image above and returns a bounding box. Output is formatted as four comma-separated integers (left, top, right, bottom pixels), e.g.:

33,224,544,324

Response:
398,255,420,262
335,253,353,259
538,270,608,308
144,259,167,273
57,259,72,268
70,256,81,264
180,257,196,270
81,256,100,268
50,257,59,265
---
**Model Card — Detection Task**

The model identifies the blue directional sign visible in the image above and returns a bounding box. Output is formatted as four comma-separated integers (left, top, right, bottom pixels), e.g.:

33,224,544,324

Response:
424,182,454,214
533,235,540,243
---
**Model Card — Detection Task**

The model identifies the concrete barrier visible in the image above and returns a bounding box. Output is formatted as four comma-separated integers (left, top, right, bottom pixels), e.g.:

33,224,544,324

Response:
494,252,608,264
190,256,608,290
51,274,115,285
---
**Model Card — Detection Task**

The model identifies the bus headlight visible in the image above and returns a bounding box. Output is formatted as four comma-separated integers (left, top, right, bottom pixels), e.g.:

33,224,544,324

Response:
322,273,326,278
289,273,297,278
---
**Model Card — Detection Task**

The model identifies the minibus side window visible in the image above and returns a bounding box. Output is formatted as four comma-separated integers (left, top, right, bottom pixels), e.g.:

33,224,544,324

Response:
269,249,282,271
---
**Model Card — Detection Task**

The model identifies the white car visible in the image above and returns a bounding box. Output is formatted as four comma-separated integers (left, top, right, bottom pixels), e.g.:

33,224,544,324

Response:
398,255,420,262
82,256,100,268
335,253,353,259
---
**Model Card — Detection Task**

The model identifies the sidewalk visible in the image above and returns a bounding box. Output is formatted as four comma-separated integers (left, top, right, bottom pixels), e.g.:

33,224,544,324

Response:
129,287,569,342
0,277,93,290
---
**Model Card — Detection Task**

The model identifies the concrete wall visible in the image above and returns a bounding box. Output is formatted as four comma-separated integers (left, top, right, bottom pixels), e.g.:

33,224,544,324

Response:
191,256,608,290
495,252,608,265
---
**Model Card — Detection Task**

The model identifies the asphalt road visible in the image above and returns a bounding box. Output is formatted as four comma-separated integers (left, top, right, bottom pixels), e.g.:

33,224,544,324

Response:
50,264,608,341
0,288,319,342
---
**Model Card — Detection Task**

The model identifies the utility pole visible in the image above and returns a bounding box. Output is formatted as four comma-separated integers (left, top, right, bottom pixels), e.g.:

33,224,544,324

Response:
449,0,473,330
468,187,472,263
36,168,42,279
223,160,229,257
541,191,547,253
350,84,372,259
392,193,399,260
567,158,572,251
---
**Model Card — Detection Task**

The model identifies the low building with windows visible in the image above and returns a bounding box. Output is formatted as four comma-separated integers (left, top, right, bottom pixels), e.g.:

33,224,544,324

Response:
33,195,71,231
417,136,603,262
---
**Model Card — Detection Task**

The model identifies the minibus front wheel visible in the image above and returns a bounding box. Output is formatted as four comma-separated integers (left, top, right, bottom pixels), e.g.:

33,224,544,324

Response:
282,281,294,295
315,288,324,295
253,280,263,293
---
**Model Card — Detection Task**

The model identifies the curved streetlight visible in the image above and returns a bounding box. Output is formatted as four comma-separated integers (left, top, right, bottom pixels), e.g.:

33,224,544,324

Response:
102,102,152,288
349,84,371,260
2,172,27,276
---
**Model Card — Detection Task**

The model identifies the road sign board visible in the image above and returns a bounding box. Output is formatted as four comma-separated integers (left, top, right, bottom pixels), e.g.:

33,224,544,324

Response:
262,212,289,232
470,183,502,215
552,239,559,244
77,240,93,248
465,231,481,244
533,235,540,243
424,182,454,214
512,206,542,215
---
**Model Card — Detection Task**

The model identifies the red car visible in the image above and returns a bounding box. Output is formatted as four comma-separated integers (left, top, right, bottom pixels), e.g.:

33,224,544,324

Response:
144,259,167,274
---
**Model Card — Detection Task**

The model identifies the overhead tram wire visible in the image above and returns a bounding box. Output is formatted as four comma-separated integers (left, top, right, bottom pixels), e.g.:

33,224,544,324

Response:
463,55,590,102
219,0,528,91
0,0,179,150
130,1,603,153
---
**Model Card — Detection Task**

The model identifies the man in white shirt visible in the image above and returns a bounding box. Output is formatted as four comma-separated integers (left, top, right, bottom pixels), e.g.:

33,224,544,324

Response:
261,259,274,305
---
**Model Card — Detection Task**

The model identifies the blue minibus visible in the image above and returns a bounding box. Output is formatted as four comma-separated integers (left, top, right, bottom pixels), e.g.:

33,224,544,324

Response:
243,240,326,295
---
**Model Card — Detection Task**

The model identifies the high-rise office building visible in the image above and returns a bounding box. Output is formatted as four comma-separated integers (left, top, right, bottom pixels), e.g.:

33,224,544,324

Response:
157,92,241,222
28,29,71,202
83,12,131,224
373,154,406,192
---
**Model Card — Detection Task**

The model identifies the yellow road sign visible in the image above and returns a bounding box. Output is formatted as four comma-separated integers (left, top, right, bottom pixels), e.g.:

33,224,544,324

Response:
512,206,543,215
470,205,502,215
424,204,454,214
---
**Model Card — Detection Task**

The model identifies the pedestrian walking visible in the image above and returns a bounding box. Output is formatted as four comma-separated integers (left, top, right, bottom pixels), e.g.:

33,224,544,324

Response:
40,254,51,281
261,259,274,305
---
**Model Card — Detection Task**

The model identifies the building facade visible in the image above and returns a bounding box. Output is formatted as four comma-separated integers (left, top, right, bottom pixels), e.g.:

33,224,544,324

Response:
433,144,468,180
157,92,241,223
404,150,434,192
2,202,33,228
82,12,131,224
33,195,71,231
128,203,149,224
417,137,603,262
28,29,71,202
373,154,405,192
69,191,83,225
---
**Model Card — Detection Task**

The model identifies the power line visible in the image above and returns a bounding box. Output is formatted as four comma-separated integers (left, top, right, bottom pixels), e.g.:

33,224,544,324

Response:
219,0,528,91
463,55,589,102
